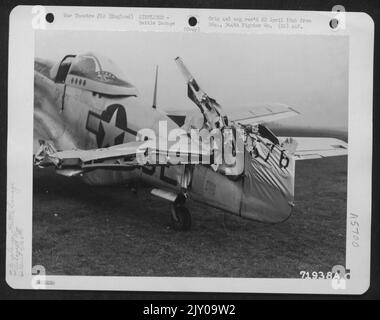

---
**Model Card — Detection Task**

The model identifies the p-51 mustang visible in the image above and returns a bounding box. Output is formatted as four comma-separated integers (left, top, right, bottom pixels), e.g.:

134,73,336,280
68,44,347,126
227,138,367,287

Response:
34,53,348,230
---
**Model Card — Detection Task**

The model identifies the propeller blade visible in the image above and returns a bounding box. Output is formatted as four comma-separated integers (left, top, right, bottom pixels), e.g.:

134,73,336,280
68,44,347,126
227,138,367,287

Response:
152,65,159,109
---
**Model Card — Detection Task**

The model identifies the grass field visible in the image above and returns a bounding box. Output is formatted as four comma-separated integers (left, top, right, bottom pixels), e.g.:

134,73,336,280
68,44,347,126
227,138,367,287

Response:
32,156,347,278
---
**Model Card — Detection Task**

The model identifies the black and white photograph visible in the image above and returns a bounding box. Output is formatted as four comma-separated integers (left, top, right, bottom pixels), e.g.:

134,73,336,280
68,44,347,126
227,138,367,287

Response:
32,29,349,278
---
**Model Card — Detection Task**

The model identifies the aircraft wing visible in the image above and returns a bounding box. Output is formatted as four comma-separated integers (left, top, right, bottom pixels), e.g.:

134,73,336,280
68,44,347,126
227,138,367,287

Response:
225,103,300,126
279,137,348,160
35,138,210,175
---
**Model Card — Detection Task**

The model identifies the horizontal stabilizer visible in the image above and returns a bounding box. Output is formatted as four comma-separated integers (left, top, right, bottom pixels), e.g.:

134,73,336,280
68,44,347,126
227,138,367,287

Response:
226,103,299,126
279,137,348,160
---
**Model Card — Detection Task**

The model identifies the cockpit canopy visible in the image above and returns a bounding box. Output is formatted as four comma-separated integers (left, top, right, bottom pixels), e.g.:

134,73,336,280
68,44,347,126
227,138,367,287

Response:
51,53,138,96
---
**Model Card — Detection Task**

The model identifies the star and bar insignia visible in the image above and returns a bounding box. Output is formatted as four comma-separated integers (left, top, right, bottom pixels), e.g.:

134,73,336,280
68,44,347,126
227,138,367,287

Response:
86,104,137,148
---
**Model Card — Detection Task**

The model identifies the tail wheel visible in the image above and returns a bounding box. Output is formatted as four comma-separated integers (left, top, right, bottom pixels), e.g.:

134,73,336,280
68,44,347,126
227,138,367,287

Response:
171,205,191,231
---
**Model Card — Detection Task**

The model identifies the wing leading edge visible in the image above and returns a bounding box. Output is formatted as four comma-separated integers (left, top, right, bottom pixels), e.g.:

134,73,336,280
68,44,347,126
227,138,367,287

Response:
35,138,210,176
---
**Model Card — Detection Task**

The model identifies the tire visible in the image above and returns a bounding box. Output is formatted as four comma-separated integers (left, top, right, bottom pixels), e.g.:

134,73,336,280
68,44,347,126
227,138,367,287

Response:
171,205,192,231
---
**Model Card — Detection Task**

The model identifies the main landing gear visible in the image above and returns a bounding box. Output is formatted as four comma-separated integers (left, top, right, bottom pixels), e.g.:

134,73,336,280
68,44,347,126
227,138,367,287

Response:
150,189,192,231
170,194,191,231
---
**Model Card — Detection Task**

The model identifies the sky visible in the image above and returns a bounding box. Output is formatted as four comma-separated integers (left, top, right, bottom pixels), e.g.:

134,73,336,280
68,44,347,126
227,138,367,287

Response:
35,30,348,130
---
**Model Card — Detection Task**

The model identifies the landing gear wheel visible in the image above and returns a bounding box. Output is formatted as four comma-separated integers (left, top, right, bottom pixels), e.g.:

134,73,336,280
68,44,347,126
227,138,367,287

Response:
171,205,191,231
